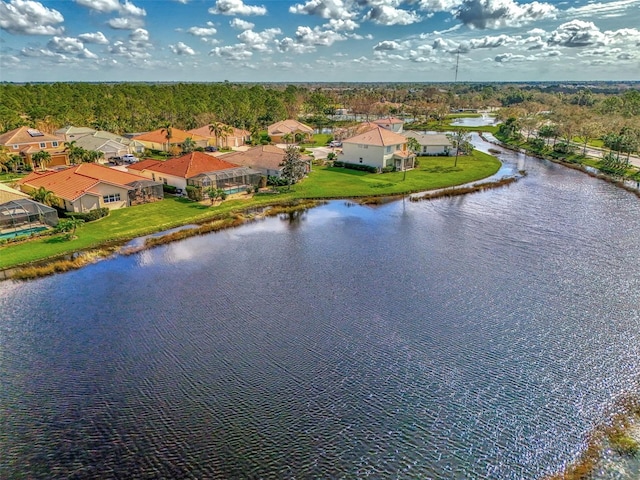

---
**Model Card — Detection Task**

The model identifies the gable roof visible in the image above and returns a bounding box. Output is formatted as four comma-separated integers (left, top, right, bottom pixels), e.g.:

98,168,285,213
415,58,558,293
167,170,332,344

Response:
343,126,408,147
132,152,240,178
404,131,452,146
127,159,163,172
54,126,97,137
0,126,64,146
74,136,127,152
0,182,30,203
267,119,313,136
132,128,208,144
223,145,311,171
373,116,404,126
18,163,150,201
187,124,250,139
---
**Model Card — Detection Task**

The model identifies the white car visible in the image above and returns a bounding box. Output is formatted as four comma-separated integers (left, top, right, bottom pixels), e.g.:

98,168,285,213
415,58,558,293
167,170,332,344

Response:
122,154,138,163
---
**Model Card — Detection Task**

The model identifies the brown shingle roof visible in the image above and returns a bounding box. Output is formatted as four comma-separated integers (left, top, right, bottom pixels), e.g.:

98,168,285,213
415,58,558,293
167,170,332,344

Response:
137,152,240,178
343,126,408,147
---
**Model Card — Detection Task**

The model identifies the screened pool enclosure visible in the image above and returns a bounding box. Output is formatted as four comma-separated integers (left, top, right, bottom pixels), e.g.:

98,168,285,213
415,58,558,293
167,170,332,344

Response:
187,167,261,193
0,199,59,237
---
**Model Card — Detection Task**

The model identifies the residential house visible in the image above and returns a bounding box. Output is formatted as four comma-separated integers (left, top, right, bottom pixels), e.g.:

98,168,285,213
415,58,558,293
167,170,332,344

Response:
73,135,130,163
0,182,30,203
372,117,404,133
127,151,240,192
132,128,208,152
403,131,452,156
54,126,97,141
17,163,163,212
92,131,147,154
188,124,251,149
222,145,312,178
341,126,415,172
0,126,69,169
267,120,314,144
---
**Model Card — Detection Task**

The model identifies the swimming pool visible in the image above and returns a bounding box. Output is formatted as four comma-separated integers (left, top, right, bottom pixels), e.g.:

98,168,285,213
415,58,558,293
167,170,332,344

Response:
0,226,49,240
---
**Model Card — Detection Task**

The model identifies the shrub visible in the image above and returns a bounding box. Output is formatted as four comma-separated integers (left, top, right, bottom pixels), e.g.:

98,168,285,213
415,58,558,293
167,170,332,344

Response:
267,175,289,187
66,207,109,222
333,161,378,173
381,166,395,173
163,184,178,194
186,185,203,201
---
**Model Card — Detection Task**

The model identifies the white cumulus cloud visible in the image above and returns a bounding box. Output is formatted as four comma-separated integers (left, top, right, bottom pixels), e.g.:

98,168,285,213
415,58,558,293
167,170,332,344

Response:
230,18,255,30
78,31,110,44
0,0,64,35
170,41,196,55
456,0,557,29
209,0,267,16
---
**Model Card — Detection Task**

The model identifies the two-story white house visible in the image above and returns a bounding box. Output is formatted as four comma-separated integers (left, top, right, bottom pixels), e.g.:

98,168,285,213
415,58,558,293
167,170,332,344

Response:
403,131,453,156
341,126,415,172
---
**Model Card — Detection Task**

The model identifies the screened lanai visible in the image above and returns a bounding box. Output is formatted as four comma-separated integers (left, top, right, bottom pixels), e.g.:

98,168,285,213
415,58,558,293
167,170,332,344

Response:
187,167,261,193
0,199,59,237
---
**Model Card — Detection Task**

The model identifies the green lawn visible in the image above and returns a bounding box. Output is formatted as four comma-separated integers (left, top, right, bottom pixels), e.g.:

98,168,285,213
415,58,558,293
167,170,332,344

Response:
0,151,500,269
300,133,333,147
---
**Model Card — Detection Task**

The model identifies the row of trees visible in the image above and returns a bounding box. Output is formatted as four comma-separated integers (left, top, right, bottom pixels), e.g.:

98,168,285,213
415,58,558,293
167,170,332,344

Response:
2,82,638,137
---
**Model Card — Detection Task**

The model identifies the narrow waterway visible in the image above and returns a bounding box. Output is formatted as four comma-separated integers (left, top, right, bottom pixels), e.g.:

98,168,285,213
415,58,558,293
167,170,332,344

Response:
1,138,639,479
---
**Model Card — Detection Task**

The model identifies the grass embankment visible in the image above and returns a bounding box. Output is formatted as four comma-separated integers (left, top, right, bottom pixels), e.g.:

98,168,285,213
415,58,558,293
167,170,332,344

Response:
0,151,499,271
546,394,640,480
405,121,499,134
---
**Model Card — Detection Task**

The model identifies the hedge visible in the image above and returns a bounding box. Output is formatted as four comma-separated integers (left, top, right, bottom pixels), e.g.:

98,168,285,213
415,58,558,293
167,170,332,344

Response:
66,207,110,222
333,161,378,173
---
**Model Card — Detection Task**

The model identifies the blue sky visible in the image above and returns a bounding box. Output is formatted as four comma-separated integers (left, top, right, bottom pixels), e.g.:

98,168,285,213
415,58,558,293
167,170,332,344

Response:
1,0,639,82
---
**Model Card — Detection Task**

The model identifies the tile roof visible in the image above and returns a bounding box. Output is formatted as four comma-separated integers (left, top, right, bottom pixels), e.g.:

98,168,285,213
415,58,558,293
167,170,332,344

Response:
187,124,250,139
343,126,408,147
135,152,240,178
268,119,313,136
223,145,311,171
373,116,404,125
132,128,208,144
0,126,64,146
127,159,163,171
18,164,149,201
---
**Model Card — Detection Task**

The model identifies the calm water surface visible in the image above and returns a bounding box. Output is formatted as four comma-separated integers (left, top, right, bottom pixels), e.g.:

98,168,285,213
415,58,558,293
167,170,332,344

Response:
2,142,640,479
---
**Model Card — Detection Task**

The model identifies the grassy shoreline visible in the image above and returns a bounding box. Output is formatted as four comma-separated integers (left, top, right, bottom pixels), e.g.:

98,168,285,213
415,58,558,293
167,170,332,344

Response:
0,152,500,275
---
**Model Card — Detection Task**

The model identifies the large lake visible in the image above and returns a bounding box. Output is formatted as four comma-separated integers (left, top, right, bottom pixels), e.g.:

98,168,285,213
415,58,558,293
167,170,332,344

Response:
2,140,640,479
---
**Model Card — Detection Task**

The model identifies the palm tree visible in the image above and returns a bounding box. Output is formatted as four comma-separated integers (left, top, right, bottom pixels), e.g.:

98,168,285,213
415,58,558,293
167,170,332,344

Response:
222,124,234,148
209,122,224,149
161,123,173,152
182,137,196,153
31,151,52,171
31,186,56,206
64,140,85,165
282,133,293,145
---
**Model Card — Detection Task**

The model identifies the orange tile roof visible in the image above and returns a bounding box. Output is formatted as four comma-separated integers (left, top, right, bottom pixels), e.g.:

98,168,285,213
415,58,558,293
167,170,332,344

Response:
127,159,163,171
343,126,408,147
19,164,149,201
139,152,241,178
0,126,64,146
132,128,208,144
223,145,311,170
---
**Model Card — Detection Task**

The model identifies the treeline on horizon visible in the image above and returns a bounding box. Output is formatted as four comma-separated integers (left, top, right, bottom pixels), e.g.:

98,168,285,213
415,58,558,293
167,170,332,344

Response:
0,82,638,136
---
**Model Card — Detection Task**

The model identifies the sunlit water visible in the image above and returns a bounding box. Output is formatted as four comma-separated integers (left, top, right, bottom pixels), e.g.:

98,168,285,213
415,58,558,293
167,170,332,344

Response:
450,116,498,127
1,141,640,479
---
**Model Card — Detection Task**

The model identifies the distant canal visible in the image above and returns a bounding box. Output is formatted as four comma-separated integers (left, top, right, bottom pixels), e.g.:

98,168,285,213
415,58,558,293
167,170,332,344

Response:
2,140,640,479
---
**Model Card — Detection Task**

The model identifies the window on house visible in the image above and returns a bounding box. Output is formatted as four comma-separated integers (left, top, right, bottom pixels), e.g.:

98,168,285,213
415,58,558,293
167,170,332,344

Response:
13,144,18,150
39,142,46,148
52,141,58,147
386,146,391,153
359,158,363,163
152,174,156,181
363,145,368,149
163,179,168,185
103,193,121,203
